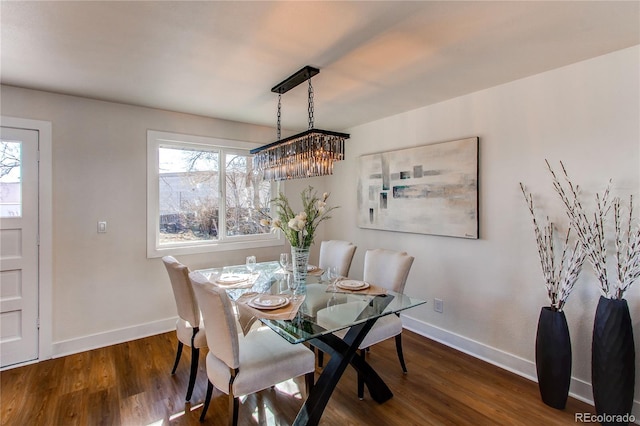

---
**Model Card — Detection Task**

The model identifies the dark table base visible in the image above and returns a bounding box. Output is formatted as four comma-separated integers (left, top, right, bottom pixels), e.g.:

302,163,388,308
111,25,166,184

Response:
293,314,394,426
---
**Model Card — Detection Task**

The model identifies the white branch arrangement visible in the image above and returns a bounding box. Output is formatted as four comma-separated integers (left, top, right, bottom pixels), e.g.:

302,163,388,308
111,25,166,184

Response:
520,183,586,311
547,160,640,299
613,196,640,298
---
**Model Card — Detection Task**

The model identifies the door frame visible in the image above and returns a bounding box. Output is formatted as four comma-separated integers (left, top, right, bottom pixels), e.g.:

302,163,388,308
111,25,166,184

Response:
1,116,52,365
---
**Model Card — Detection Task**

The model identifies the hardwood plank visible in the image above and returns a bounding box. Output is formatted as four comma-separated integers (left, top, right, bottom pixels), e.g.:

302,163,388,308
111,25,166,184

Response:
87,347,117,392
87,387,121,426
113,340,144,399
53,388,88,426
0,330,597,425
0,362,31,425
59,350,91,395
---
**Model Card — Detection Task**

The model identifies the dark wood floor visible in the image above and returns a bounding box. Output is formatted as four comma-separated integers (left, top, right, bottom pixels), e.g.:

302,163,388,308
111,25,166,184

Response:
1,329,594,425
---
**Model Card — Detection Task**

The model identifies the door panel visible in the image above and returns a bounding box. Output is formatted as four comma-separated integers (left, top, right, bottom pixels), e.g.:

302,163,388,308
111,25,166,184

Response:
0,127,39,368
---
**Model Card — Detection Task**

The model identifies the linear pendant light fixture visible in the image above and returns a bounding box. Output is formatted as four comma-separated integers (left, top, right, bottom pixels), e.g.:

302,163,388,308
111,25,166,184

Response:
250,66,350,181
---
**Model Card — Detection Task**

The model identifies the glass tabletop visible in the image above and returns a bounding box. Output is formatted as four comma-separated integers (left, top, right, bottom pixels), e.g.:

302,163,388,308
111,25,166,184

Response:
195,261,426,344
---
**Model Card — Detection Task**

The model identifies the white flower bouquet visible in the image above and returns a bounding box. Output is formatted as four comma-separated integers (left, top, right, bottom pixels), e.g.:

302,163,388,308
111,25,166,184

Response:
260,186,337,249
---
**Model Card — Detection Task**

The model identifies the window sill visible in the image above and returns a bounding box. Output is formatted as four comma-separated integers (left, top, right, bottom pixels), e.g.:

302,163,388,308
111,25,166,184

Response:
147,236,284,258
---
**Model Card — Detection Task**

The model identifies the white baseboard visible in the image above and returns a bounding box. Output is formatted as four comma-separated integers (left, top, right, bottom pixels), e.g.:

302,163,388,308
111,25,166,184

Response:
52,317,177,358
401,315,640,424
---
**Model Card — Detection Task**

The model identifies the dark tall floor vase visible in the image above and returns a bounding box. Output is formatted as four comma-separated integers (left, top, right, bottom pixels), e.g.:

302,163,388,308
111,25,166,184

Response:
536,306,572,409
592,296,635,425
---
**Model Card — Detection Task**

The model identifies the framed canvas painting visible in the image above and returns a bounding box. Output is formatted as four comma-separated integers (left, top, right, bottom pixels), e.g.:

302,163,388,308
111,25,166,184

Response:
357,137,478,239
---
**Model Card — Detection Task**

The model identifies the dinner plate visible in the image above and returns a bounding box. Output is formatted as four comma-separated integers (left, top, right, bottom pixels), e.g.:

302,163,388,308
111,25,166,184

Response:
216,274,248,285
336,280,370,290
286,264,318,272
248,294,289,310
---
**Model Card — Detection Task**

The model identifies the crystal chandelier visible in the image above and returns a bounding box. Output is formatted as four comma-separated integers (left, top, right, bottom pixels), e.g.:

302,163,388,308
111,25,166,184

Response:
250,66,349,181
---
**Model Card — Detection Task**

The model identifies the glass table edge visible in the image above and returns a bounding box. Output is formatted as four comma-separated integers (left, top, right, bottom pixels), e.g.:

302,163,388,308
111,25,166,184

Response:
194,262,427,344
260,298,427,344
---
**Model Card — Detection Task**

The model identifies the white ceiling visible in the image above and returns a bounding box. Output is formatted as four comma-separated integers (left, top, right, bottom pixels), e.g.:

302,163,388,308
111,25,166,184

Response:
2,1,639,132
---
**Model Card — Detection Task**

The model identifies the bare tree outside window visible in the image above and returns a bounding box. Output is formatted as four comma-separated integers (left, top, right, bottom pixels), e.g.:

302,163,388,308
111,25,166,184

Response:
0,142,20,179
0,141,22,217
225,153,271,236
148,131,280,257
158,145,271,245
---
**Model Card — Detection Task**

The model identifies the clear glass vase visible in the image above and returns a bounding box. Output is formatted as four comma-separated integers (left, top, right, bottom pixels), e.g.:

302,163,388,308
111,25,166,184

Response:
290,246,310,297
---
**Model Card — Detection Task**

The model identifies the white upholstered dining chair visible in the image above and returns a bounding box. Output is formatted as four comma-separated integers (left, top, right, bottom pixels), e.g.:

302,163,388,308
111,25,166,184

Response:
317,249,415,398
162,256,207,402
356,248,414,397
189,271,316,426
311,240,357,363
316,248,414,390
318,240,357,277
305,240,356,319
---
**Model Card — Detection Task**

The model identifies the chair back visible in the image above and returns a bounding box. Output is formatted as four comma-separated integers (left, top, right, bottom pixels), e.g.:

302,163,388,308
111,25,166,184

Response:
363,249,414,293
190,272,240,369
162,256,200,328
319,240,357,277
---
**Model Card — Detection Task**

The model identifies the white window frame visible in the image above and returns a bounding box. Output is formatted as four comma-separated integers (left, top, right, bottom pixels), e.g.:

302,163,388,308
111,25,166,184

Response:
147,130,283,258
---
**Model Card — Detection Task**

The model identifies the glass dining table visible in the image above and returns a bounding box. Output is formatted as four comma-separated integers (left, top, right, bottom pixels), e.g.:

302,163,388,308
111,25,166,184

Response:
195,260,426,426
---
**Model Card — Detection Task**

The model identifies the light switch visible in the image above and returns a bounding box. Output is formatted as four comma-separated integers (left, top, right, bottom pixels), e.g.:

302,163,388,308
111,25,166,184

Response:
98,221,107,233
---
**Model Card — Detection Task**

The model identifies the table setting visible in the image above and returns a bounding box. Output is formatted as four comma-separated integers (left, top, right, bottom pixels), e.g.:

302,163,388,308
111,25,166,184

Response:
284,264,323,276
213,272,260,289
326,277,388,295
235,291,306,335
278,252,324,277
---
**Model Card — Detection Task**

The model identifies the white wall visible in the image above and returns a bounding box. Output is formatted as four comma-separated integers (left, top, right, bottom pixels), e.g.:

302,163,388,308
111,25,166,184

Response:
324,46,639,413
0,86,328,355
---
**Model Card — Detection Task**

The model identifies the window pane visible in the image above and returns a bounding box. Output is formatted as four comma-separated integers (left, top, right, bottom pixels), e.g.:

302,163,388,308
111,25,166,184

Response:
159,146,219,245
0,142,22,218
225,153,271,237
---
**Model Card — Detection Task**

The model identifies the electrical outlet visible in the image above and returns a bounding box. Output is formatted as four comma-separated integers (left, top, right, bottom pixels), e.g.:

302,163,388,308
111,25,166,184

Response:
434,298,444,313
98,221,107,233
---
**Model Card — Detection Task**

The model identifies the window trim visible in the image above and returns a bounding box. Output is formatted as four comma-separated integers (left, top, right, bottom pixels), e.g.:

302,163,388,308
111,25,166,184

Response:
147,130,283,258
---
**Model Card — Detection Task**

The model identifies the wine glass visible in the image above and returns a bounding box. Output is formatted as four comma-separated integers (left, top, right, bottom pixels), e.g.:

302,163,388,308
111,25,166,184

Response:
327,293,339,310
279,253,290,271
246,255,256,274
289,275,300,300
278,274,290,294
327,266,338,292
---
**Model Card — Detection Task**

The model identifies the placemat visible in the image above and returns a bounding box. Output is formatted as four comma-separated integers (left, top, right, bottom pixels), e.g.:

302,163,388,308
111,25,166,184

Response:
282,266,324,276
326,280,388,296
213,273,259,289
236,292,305,335
307,267,324,276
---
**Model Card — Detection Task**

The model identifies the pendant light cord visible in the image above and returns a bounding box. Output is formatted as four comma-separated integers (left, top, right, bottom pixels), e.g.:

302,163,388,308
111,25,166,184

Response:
308,78,314,130
277,93,282,141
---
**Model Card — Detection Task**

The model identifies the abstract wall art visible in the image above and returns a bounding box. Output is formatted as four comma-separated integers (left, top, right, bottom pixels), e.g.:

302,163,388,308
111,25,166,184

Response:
357,137,478,239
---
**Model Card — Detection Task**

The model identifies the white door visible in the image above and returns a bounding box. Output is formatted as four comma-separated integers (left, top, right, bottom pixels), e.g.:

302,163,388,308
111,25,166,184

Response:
0,127,39,368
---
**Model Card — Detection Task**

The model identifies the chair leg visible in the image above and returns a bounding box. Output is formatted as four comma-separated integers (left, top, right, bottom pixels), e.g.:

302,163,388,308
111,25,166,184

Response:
357,348,366,400
395,334,408,374
171,341,183,375
305,371,315,396
186,347,199,401
199,380,214,422
228,367,239,426
310,344,323,368
229,394,239,426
